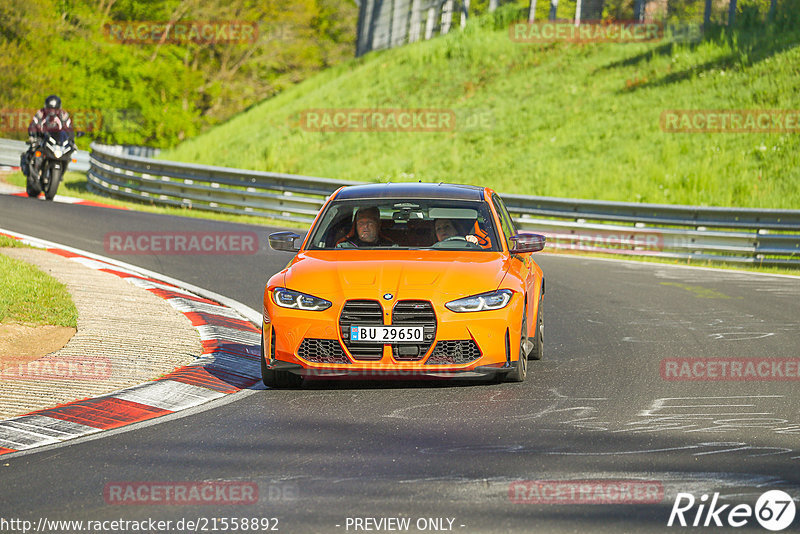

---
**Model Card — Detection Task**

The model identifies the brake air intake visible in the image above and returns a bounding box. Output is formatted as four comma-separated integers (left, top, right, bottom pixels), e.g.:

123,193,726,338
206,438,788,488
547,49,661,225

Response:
425,340,481,365
298,339,350,364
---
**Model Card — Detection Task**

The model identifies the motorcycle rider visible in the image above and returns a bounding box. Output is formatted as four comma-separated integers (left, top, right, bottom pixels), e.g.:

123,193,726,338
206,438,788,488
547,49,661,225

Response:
21,95,75,177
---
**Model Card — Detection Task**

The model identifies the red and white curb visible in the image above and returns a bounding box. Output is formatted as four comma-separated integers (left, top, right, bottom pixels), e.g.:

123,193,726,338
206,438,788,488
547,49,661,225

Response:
0,229,262,457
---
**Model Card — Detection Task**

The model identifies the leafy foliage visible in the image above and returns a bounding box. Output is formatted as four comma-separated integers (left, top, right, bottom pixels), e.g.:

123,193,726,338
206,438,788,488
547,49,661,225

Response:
0,0,356,147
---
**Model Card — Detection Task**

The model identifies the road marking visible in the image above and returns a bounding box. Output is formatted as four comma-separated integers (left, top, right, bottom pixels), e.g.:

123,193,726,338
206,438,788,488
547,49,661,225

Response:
659,281,740,299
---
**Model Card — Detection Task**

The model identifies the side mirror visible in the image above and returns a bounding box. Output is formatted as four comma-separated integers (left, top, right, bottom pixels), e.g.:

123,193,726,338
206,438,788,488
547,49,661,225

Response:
510,233,545,254
269,231,305,252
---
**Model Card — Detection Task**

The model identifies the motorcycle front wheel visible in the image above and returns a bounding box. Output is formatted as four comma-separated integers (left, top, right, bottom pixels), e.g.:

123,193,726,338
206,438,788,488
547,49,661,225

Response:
44,166,61,201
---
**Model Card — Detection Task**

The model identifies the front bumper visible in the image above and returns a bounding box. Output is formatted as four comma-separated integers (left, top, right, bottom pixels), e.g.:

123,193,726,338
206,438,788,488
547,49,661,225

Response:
262,296,523,377
265,359,515,380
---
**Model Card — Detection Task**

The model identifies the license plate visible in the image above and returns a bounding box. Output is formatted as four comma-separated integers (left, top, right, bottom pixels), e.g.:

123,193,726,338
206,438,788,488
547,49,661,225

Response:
350,325,424,343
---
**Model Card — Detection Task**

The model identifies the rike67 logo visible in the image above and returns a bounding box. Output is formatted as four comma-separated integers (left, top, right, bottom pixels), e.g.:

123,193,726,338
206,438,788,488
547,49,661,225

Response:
668,490,796,531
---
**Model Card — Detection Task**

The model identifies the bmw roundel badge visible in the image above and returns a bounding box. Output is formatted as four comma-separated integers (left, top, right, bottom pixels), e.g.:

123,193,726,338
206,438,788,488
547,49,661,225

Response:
383,293,393,300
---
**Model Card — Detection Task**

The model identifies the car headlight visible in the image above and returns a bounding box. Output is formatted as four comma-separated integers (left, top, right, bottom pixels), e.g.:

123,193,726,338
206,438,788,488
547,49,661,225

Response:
272,287,331,311
445,289,513,313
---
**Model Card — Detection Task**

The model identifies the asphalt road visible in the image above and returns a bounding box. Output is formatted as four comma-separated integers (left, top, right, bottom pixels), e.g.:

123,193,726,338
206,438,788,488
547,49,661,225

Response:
1,194,799,533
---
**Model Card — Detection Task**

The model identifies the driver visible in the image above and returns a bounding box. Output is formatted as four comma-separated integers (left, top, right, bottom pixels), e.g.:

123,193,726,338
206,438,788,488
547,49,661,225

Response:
337,207,393,247
434,218,479,245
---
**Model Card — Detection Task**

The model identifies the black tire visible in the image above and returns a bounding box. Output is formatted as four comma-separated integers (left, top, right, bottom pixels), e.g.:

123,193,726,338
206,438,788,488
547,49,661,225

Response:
26,183,41,197
44,167,61,201
506,312,528,383
528,294,543,361
25,172,41,198
20,152,29,177
260,330,302,388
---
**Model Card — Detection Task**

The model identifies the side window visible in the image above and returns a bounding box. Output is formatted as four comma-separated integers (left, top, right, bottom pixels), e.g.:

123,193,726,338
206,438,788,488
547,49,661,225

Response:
491,195,516,247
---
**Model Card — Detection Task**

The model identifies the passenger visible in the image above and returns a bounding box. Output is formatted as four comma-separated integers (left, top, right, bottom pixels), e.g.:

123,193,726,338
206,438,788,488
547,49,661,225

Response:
434,218,480,245
337,207,393,247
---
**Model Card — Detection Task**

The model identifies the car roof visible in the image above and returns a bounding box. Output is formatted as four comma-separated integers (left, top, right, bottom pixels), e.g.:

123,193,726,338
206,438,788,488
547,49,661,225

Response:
333,182,486,201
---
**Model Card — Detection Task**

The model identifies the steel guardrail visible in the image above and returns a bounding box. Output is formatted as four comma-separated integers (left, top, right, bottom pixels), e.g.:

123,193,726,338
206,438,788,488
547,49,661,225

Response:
86,142,800,267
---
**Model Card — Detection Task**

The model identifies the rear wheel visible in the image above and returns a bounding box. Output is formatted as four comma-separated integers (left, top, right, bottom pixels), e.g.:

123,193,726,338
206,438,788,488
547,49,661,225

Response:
506,313,528,383
44,167,61,200
261,328,303,388
25,170,41,198
26,182,41,197
528,294,543,361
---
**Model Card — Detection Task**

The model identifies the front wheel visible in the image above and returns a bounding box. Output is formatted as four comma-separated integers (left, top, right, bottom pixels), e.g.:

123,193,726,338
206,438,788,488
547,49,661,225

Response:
261,331,303,388
44,166,61,201
506,313,528,383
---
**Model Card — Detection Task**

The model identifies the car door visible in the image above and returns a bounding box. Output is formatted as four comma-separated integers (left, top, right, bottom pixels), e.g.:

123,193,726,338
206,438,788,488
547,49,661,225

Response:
491,194,537,330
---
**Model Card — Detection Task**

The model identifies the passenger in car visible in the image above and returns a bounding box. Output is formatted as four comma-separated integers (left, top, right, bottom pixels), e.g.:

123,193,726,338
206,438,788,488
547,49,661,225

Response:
434,218,480,245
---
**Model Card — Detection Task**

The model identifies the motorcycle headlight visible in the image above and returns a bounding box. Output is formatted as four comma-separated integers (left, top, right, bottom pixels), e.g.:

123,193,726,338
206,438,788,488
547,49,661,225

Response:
445,289,513,313
272,287,331,311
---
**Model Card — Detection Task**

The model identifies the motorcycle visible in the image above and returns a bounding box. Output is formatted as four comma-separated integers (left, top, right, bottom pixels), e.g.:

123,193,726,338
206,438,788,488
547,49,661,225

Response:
24,130,76,200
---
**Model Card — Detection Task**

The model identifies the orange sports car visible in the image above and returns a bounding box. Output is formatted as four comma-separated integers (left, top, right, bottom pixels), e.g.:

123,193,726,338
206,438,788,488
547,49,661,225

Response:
261,183,545,386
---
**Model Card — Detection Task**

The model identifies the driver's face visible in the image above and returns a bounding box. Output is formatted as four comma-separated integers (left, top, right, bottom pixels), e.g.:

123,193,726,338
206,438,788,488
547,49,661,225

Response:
356,213,379,243
435,219,457,241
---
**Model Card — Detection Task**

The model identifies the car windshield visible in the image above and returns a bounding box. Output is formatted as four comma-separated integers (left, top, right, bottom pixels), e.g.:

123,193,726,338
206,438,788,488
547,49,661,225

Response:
306,199,501,251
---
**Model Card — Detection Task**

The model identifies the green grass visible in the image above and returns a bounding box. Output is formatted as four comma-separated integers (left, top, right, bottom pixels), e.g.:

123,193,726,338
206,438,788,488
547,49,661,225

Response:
0,235,28,248
163,18,800,209
0,252,78,328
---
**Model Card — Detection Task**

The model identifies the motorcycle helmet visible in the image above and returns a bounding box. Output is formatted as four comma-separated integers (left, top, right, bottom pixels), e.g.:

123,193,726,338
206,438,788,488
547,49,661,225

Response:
44,95,61,109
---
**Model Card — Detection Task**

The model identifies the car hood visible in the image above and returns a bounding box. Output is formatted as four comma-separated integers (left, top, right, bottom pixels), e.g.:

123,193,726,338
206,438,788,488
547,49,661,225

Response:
280,251,510,301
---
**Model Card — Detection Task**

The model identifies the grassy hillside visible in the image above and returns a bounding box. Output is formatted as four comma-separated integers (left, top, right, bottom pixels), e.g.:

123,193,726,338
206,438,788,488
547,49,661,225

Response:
165,12,800,208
